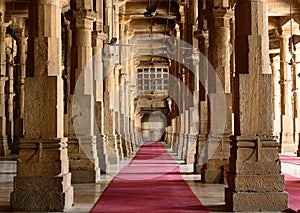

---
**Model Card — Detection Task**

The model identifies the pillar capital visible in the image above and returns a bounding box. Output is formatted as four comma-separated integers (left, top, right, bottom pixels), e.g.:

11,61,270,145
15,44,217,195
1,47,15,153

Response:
92,31,108,41
193,29,208,40
31,0,68,7
204,7,233,20
66,9,97,24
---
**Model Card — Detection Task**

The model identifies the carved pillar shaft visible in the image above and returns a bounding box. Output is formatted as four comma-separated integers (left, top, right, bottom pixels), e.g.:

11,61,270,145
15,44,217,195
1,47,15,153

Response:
0,1,8,156
270,57,281,138
6,46,14,149
225,0,288,211
66,0,100,183
13,24,27,154
10,0,74,211
279,34,294,152
292,51,300,156
93,28,108,173
202,6,233,183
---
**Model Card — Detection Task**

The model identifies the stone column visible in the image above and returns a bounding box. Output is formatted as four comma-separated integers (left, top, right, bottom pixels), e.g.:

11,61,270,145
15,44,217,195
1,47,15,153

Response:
93,0,109,173
194,11,209,173
202,3,233,183
103,55,119,165
292,50,300,156
6,40,14,150
66,0,100,183
225,0,288,211
62,17,71,138
10,0,74,211
12,19,27,154
0,1,8,156
279,32,295,152
113,67,124,160
270,56,281,139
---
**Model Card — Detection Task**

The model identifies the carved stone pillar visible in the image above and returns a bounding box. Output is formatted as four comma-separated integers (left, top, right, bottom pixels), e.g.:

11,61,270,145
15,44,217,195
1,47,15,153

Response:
6,41,14,150
66,0,100,183
292,50,300,156
225,0,288,211
10,0,74,211
194,25,209,174
92,0,108,173
203,5,233,183
103,55,119,164
270,56,281,139
279,33,295,152
93,30,108,173
0,1,8,156
13,19,27,154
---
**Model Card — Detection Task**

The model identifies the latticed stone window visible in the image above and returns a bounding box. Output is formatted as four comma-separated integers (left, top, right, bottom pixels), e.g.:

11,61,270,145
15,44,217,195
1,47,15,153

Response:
137,67,169,92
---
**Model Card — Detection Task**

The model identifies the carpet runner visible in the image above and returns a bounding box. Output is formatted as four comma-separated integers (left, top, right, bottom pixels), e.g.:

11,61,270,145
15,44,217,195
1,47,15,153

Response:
280,155,300,165
284,173,300,212
280,155,300,212
90,141,209,213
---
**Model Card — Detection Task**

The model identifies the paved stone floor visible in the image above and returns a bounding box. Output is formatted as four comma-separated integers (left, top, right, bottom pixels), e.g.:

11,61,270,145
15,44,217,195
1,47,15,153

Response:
0,148,299,213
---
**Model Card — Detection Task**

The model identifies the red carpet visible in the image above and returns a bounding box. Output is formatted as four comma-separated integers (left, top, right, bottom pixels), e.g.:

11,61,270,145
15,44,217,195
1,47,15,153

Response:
280,155,300,165
284,173,300,212
90,142,209,213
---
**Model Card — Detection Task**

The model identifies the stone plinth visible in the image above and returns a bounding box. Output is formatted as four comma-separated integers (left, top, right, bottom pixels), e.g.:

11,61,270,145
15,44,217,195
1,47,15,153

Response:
201,135,230,183
11,138,74,212
96,134,108,174
225,136,288,212
106,134,119,165
68,136,100,183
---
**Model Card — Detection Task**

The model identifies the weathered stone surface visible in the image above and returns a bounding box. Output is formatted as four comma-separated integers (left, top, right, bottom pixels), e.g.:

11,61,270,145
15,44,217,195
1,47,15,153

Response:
227,173,285,192
225,188,288,212
11,175,73,212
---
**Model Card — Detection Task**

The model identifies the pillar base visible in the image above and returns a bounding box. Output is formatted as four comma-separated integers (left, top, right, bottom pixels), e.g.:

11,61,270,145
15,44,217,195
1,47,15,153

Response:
68,137,100,183
201,136,230,183
171,133,179,154
226,135,288,212
0,136,9,156
116,134,124,160
186,134,197,164
11,174,74,212
96,135,108,174
10,138,74,212
106,135,119,165
120,133,129,157
11,136,20,154
194,134,207,174
280,132,295,152
225,187,288,212
177,133,184,159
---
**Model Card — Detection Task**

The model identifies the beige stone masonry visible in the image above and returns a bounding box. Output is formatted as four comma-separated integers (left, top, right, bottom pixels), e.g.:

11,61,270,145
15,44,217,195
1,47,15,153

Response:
10,1,74,210
201,4,233,183
66,0,101,183
0,0,8,156
12,18,27,154
226,0,288,211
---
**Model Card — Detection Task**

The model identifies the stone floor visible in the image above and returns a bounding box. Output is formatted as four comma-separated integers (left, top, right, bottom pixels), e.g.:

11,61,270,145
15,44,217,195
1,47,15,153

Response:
0,147,299,213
